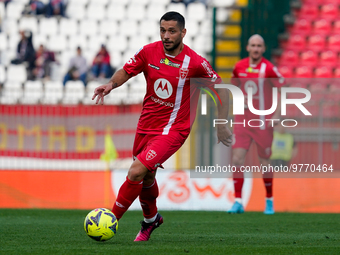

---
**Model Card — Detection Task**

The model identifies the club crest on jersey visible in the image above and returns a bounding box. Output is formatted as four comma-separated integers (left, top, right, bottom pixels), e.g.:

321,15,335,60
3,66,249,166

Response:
146,150,157,161
179,68,189,80
154,78,173,99
160,58,180,68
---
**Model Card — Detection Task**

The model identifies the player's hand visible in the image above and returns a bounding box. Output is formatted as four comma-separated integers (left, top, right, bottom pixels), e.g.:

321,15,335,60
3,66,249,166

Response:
217,125,233,147
92,83,113,105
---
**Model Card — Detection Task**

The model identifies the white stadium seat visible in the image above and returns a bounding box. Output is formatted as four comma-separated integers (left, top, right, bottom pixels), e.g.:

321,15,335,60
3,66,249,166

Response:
18,17,38,34
21,80,43,104
106,34,128,52
88,0,109,5
39,18,58,36
130,0,149,5
8,33,19,50
62,80,85,105
2,19,19,35
0,33,8,51
119,20,138,37
212,0,235,7
0,81,23,104
185,20,200,39
66,3,86,20
59,19,78,36
32,34,47,49
145,4,166,21
87,35,107,51
99,20,118,37
126,4,146,21
42,81,63,105
139,20,159,37
0,3,4,19
7,64,27,83
0,49,16,65
106,3,126,21
187,2,207,22
48,35,67,52
86,4,106,21
166,3,186,17
6,2,24,20
128,35,148,52
68,34,88,51
79,20,99,36
110,50,123,68
105,83,127,105
0,65,6,83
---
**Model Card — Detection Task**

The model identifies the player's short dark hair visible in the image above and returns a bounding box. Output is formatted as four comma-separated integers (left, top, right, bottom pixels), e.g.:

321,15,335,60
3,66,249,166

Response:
160,11,185,30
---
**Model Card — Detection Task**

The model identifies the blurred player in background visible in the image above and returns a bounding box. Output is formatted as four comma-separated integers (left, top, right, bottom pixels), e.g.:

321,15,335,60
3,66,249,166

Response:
270,122,298,168
92,12,232,241
228,34,284,215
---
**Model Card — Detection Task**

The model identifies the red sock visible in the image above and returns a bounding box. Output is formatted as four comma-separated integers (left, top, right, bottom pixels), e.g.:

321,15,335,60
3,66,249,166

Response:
139,179,159,219
112,176,143,220
233,167,244,198
263,177,273,198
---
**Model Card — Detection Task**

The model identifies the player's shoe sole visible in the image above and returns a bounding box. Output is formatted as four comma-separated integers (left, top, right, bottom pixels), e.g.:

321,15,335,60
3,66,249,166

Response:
134,213,163,241
227,201,244,214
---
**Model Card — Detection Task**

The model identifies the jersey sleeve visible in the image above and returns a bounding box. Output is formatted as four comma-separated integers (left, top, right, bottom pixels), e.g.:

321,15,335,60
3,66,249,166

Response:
196,57,222,88
268,65,285,88
123,46,146,76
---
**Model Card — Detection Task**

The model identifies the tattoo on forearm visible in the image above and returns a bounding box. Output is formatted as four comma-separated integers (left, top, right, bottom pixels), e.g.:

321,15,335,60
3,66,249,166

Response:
112,83,118,90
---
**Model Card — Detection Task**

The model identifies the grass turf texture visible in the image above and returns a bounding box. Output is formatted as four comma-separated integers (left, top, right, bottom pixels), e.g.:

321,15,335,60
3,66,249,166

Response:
0,209,339,255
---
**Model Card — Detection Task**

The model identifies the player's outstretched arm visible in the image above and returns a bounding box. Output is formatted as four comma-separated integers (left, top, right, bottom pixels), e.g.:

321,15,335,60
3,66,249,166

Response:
216,88,233,147
92,68,132,105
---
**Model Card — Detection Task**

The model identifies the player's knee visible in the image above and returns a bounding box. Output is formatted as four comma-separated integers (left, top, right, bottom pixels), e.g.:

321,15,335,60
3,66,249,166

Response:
128,162,148,182
232,154,245,166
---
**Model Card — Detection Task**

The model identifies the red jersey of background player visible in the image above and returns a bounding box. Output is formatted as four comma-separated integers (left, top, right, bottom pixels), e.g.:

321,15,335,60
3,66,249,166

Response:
123,41,221,136
231,57,284,122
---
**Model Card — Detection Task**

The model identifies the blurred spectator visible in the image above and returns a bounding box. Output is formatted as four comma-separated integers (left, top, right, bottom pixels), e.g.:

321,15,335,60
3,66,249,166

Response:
33,44,56,80
63,46,87,86
0,0,12,9
22,1,46,16
46,0,67,17
90,44,114,79
11,30,36,80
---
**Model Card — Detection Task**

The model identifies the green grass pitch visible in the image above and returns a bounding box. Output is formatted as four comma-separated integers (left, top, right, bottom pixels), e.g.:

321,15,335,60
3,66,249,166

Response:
0,209,339,255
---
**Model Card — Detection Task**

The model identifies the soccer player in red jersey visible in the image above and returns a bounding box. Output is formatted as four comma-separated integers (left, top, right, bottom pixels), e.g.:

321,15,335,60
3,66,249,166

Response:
92,12,233,241
227,34,284,214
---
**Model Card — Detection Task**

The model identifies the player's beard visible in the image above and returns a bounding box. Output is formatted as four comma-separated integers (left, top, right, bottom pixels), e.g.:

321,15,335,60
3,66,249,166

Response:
163,39,181,52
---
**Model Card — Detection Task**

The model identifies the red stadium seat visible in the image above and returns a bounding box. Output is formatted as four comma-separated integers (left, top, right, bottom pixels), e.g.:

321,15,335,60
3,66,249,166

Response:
299,50,318,67
319,50,338,68
279,50,299,66
327,34,340,51
333,67,340,78
332,20,340,34
312,67,332,91
286,34,306,51
320,4,339,21
307,34,326,51
295,66,313,78
289,18,312,35
296,4,319,21
313,19,332,35
278,66,294,78
314,66,333,78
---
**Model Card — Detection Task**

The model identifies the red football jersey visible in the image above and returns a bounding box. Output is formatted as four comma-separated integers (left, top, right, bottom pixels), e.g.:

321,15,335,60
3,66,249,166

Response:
123,41,221,136
231,57,284,120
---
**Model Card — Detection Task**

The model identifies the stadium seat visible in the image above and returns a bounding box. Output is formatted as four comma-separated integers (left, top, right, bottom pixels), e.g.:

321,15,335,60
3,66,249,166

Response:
99,20,118,37
185,20,200,39
39,18,58,36
86,4,106,21
193,35,212,54
277,66,294,78
319,50,337,68
83,80,101,105
110,50,123,68
307,34,326,52
128,35,148,52
105,83,128,105
87,35,107,51
66,3,86,20
0,2,4,19
327,34,340,51
0,33,8,51
59,19,78,36
88,0,109,5
82,49,97,66
7,64,27,83
0,65,6,83
285,34,306,51
294,66,313,87
312,66,332,90
106,3,126,21
279,50,299,66
42,81,63,105
313,19,332,35
299,50,318,67
32,34,47,50
79,20,99,36
2,18,19,35
106,35,128,53
187,2,207,22
332,19,340,35
126,4,146,21
319,4,339,21
18,17,38,34
21,80,43,104
0,48,16,65
139,20,159,37
289,18,312,35
68,34,88,51
6,2,24,20
145,4,166,21
62,80,85,105
0,81,23,104
167,3,186,17
296,4,319,21
119,20,138,37
48,35,67,52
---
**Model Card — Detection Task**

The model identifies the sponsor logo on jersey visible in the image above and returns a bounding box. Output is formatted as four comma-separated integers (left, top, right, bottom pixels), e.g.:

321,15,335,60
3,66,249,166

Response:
179,67,189,79
154,78,173,99
239,73,248,77
160,58,180,68
201,60,217,82
148,63,160,70
146,149,157,160
246,67,259,73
